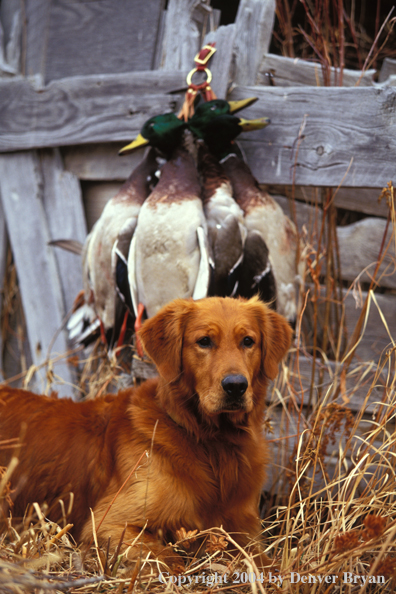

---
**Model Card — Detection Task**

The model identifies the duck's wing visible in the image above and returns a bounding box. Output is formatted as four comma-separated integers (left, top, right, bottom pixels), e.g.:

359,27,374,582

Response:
209,215,245,297
66,231,100,346
111,218,138,315
109,242,131,350
69,315,101,346
67,301,100,344
48,239,84,255
108,216,142,349
238,230,277,307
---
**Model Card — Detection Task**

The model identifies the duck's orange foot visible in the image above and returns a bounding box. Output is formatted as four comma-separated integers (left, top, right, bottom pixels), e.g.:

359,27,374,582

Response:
115,310,129,350
99,318,108,347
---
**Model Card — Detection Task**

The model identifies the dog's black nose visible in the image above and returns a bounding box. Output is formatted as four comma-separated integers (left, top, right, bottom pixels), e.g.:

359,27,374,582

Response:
221,375,248,400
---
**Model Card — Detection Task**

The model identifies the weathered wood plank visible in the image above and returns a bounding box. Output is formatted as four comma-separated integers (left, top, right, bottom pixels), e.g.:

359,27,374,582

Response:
0,20,10,76
230,85,396,188
0,151,76,397
337,218,395,289
39,148,87,313
274,195,395,290
59,149,390,222
379,57,396,83
61,143,143,181
272,194,318,235
233,0,276,86
0,71,186,152
1,77,396,189
24,0,50,84
1,266,34,388
204,24,237,99
257,54,376,87
341,288,396,361
268,185,388,217
44,0,163,82
0,200,6,380
160,0,202,70
152,9,167,71
83,181,122,232
287,353,385,411
0,0,22,75
308,285,396,362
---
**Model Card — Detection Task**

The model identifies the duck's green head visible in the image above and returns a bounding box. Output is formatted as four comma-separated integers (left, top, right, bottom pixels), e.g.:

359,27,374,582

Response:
199,114,270,160
188,97,258,138
119,113,186,156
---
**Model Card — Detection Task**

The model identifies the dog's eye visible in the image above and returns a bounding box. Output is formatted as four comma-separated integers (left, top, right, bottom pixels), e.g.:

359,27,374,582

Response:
197,336,212,348
242,336,254,347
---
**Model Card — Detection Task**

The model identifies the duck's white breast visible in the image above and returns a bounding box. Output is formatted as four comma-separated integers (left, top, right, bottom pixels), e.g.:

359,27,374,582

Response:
134,199,208,317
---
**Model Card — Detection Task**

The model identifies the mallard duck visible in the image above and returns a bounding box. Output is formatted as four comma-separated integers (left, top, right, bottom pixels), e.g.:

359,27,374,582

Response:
119,101,258,156
118,113,186,157
128,144,210,355
119,114,212,356
221,154,303,324
236,229,277,306
197,142,246,297
188,109,301,322
188,96,258,136
190,112,270,160
192,110,274,304
79,148,159,346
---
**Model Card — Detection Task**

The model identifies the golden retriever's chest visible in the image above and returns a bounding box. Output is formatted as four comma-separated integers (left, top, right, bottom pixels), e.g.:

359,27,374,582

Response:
146,439,265,534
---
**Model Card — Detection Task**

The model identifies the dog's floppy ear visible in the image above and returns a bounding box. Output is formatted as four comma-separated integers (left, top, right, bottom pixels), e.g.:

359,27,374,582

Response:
262,308,293,380
138,299,193,383
248,298,293,381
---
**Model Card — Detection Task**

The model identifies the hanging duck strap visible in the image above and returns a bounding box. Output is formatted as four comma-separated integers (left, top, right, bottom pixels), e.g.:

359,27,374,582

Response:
178,43,217,121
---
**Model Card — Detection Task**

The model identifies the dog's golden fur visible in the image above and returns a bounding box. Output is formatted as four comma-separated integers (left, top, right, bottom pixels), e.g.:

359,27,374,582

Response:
0,296,292,568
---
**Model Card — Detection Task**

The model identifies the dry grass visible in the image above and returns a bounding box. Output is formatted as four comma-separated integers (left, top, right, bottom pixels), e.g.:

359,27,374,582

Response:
273,0,396,75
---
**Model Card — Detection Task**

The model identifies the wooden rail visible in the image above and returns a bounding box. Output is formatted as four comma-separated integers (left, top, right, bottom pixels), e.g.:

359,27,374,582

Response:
1,76,395,189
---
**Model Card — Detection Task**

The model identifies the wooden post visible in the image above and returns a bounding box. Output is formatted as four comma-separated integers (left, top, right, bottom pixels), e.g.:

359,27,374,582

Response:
233,0,276,86
24,0,51,85
160,0,202,70
0,0,22,75
0,200,7,381
204,25,237,99
39,148,87,314
228,85,396,188
0,151,76,398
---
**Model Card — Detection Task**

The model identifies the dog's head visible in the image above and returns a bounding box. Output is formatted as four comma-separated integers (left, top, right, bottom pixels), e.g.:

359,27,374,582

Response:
139,297,292,425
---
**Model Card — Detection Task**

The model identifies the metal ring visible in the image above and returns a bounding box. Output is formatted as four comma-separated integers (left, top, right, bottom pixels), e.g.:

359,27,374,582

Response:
186,67,212,88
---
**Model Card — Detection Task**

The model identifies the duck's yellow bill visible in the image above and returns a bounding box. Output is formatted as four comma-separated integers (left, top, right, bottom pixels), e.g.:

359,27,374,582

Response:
228,97,258,114
118,133,149,155
239,117,270,132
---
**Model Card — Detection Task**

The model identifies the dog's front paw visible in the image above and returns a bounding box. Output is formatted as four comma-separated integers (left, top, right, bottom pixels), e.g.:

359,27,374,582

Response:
157,546,185,575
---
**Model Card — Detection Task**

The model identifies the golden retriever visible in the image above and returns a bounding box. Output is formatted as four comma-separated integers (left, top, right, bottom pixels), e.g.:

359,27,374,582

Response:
0,296,292,570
